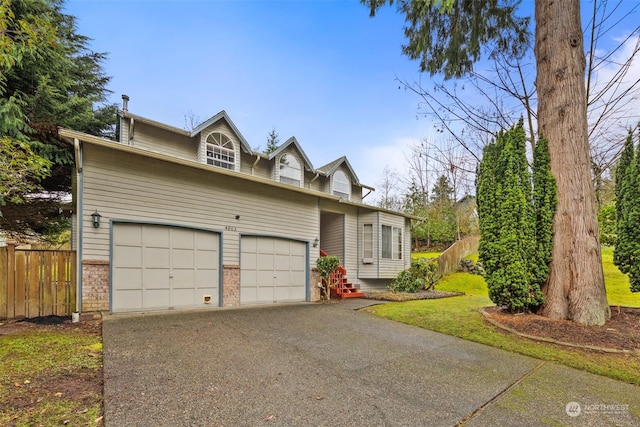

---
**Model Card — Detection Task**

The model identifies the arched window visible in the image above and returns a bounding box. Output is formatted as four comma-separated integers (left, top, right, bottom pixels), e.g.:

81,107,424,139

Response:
333,170,351,200
279,154,301,186
206,132,235,170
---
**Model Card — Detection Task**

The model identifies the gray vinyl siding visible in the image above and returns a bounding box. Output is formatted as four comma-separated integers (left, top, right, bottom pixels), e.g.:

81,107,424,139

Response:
305,170,323,192
131,122,198,161
342,206,359,286
377,212,407,278
80,144,319,265
319,212,344,262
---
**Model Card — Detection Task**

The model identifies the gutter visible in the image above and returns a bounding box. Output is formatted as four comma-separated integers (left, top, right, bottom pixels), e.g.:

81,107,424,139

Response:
74,138,84,313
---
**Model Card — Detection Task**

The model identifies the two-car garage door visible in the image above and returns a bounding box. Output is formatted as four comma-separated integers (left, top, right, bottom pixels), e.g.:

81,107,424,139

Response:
111,225,307,312
112,224,220,313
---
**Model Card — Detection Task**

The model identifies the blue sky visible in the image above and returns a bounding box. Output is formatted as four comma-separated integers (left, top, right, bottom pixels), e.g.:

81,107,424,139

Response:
63,0,639,198
64,0,434,190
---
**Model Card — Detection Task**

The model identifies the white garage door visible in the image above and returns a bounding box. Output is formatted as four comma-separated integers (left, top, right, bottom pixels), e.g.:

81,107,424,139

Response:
112,223,220,312
240,236,307,304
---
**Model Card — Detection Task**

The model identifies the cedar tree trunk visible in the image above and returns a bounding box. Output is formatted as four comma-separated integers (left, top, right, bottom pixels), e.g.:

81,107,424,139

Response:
535,0,610,325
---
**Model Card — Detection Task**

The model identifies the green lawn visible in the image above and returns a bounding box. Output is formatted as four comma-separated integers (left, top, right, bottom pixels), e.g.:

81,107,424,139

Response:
0,326,103,426
366,249,640,385
411,251,441,260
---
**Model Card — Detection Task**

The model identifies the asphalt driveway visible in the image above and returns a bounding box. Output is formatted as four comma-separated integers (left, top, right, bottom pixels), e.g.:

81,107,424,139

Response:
103,300,639,426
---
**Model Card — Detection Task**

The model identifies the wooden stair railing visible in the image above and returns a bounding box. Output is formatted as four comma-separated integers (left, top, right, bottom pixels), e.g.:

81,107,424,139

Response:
319,249,365,299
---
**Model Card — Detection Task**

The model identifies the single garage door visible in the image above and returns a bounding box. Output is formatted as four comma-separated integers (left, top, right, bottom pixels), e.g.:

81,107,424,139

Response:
112,223,220,312
240,236,307,304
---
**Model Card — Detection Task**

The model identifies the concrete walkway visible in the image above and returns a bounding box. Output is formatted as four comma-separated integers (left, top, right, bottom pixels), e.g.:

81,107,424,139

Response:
102,301,639,426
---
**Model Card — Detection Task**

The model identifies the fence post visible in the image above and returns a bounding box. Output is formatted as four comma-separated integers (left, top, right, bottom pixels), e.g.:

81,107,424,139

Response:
0,245,7,320
2,242,17,319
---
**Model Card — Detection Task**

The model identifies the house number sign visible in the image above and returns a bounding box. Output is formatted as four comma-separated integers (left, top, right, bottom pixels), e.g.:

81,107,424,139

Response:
225,225,237,232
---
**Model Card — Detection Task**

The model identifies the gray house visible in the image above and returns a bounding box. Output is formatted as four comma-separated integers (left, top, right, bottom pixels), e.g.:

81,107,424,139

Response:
59,103,414,314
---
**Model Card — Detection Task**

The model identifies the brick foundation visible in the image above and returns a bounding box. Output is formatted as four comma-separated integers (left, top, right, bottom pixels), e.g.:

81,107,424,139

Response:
223,265,240,307
310,268,321,302
82,260,110,312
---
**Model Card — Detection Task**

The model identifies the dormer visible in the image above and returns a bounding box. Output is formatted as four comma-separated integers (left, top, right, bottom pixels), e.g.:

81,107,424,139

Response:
192,111,253,171
268,137,314,188
317,156,372,203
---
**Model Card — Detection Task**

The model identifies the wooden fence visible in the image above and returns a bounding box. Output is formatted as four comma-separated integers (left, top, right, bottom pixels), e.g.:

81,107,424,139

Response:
435,235,480,279
0,243,76,320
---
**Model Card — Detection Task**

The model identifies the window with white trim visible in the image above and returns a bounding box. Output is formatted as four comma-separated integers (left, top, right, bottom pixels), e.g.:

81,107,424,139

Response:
382,224,402,260
333,170,351,200
363,223,373,263
206,132,235,170
279,154,301,186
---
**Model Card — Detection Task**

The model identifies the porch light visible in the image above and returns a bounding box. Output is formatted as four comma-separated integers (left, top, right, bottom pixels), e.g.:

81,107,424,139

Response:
313,237,319,248
91,210,102,228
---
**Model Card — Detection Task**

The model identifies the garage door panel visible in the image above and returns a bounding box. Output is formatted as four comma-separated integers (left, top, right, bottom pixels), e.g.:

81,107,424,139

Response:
143,289,170,308
290,254,305,270
196,233,218,250
144,247,170,267
290,286,305,300
112,224,220,313
172,249,194,268
144,269,170,289
172,269,195,288
275,254,290,270
275,271,290,286
257,287,274,302
291,271,305,284
171,228,195,249
172,288,195,307
113,290,142,310
257,238,274,252
114,268,142,289
241,252,257,270
196,249,218,267
113,246,142,268
257,253,274,270
143,226,169,247
196,269,218,287
114,225,142,245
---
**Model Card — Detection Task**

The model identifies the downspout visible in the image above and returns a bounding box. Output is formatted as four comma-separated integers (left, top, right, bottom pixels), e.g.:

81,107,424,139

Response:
74,138,84,313
129,117,135,146
309,172,319,189
252,154,260,176
376,211,380,278
356,207,360,284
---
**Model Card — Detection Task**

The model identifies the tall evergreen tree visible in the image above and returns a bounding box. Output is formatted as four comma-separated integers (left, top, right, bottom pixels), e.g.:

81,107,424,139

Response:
614,129,640,292
265,127,279,155
477,121,544,312
532,136,557,290
1,0,116,236
364,0,609,325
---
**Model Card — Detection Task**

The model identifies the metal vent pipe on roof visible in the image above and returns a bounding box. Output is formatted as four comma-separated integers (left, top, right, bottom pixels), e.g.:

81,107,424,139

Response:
122,94,129,111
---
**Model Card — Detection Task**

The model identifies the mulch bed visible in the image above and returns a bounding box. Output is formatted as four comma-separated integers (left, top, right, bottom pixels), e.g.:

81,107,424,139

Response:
483,306,640,353
364,289,465,301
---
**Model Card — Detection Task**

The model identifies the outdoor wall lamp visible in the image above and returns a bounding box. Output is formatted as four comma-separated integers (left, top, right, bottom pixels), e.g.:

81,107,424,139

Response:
313,237,319,248
91,210,102,228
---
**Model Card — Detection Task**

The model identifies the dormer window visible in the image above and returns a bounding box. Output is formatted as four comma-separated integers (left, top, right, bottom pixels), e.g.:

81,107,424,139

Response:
333,170,351,200
206,132,235,170
279,154,301,186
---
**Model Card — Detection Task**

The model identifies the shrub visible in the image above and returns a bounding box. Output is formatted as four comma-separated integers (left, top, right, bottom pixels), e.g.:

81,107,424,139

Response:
316,256,341,300
389,258,438,293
